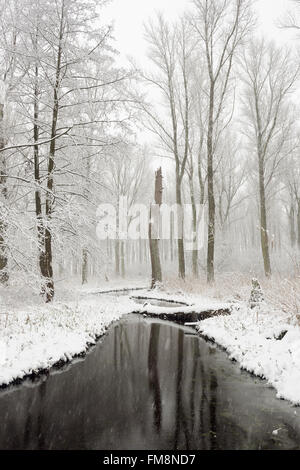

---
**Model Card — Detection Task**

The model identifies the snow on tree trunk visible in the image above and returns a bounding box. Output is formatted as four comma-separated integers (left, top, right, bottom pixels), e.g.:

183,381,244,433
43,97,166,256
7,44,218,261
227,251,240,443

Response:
0,102,8,284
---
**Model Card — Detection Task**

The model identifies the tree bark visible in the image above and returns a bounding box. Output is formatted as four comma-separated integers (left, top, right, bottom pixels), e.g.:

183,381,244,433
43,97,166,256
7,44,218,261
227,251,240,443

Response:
297,200,300,250
176,177,185,279
258,153,271,277
0,102,8,284
33,59,49,295
43,1,65,302
120,241,125,278
82,249,88,284
207,83,215,283
189,168,198,278
289,204,296,247
149,168,163,288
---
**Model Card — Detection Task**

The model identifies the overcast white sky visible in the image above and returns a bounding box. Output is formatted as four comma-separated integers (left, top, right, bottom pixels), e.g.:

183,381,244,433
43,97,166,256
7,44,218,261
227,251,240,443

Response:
103,0,294,64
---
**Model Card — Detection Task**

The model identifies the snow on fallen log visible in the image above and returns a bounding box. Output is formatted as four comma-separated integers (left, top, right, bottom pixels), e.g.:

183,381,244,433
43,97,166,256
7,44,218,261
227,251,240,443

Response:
85,287,148,296
133,300,231,324
130,295,189,306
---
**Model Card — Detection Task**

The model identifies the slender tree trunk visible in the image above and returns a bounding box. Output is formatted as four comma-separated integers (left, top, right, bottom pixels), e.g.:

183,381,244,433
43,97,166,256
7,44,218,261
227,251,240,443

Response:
120,241,125,278
139,237,143,265
0,102,8,284
297,200,300,250
149,168,163,288
82,249,88,284
289,204,296,247
198,144,205,206
189,171,198,278
43,3,65,302
81,143,91,285
115,239,120,276
33,61,48,295
170,216,174,263
258,154,271,277
207,83,215,283
176,173,185,279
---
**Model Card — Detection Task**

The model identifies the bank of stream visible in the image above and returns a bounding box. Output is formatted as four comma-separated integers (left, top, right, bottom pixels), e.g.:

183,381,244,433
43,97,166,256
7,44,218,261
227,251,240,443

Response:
0,314,299,450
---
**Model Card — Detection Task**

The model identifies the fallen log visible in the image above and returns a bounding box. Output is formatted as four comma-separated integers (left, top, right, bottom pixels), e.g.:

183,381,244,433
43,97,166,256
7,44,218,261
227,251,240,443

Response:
130,295,189,306
87,287,148,296
132,307,231,324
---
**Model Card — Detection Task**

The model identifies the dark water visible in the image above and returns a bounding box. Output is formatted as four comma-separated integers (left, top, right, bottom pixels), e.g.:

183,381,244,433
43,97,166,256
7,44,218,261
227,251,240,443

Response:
0,315,300,450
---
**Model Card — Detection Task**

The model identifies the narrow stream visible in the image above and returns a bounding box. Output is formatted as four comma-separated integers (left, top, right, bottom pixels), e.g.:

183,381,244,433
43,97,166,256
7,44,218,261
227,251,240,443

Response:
0,315,300,450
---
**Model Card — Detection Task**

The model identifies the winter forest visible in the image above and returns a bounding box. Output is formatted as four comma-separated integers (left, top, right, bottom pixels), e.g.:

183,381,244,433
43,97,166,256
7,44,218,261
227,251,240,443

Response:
1,0,300,298
1,0,300,452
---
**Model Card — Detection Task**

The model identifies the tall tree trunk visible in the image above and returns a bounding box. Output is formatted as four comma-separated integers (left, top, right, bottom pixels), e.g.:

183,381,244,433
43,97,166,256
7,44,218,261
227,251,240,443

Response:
258,155,271,277
289,204,296,247
43,3,65,302
33,61,48,295
115,239,120,276
198,143,205,206
120,241,125,278
149,168,163,288
297,200,300,250
81,142,91,285
176,174,185,279
82,249,88,285
0,102,8,284
170,216,174,263
189,171,198,278
207,83,215,283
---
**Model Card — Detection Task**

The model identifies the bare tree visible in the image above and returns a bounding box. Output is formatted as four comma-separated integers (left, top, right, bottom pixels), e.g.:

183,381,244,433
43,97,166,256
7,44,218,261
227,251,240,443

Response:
240,39,300,277
0,0,22,283
105,144,149,278
142,14,193,279
191,0,252,282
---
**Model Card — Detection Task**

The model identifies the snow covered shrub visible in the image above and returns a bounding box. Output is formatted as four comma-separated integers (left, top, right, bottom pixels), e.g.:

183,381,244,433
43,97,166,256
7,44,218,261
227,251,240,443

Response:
248,278,264,309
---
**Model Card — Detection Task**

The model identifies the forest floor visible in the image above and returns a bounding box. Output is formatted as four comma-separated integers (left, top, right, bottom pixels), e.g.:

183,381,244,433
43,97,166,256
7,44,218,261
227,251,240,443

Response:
0,275,300,406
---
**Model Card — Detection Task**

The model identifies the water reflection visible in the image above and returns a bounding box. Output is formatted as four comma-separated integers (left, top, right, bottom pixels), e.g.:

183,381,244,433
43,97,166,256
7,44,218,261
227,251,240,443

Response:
0,315,299,450
148,324,161,433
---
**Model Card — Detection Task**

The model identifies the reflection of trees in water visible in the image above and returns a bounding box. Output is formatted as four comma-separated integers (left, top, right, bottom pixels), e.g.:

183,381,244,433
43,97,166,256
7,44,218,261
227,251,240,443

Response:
113,325,118,371
174,329,190,450
209,370,218,450
190,339,200,433
37,381,46,449
1,320,300,450
148,324,162,433
179,338,219,450
196,350,218,450
116,322,140,404
174,335,220,450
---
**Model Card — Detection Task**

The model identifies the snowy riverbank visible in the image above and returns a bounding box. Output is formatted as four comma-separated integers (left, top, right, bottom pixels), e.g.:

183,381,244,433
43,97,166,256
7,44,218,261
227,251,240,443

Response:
135,283,300,406
1,280,300,408
0,294,135,387
197,302,300,406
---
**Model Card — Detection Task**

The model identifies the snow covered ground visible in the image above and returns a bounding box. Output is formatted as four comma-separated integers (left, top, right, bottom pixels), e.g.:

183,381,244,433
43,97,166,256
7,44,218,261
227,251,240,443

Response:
131,284,300,406
141,282,300,406
0,293,136,387
1,278,300,408
197,301,300,406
